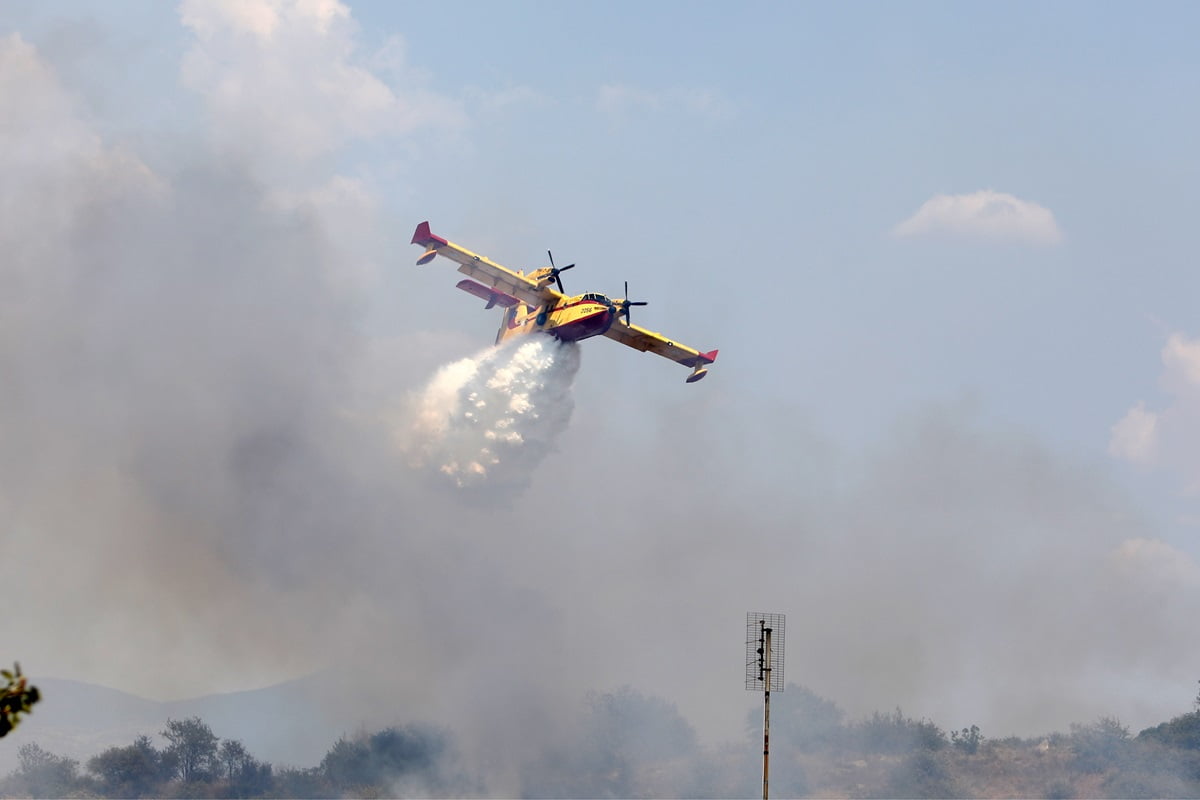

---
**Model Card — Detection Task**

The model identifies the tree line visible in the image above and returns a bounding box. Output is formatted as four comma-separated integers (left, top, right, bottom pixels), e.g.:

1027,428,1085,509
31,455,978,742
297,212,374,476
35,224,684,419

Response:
6,682,1200,798
739,682,1200,798
0,716,471,799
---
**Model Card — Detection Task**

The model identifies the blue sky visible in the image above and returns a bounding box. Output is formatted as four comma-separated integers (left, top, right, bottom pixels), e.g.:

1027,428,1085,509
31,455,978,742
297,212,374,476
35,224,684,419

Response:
6,0,1200,761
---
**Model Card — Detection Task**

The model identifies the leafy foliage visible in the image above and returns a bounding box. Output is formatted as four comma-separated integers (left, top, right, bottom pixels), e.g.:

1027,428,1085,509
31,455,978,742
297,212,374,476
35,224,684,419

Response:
320,723,468,797
1140,710,1200,751
10,683,1200,798
88,735,174,798
745,683,846,752
267,765,329,799
951,724,984,754
1070,716,1132,773
9,742,79,798
884,750,960,799
217,738,273,797
585,685,698,764
0,716,466,799
0,662,41,738
851,707,947,754
162,716,220,783
522,686,699,798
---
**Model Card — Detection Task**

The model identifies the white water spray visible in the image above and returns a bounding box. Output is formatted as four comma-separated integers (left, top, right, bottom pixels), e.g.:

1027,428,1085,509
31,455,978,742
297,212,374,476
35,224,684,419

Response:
400,337,581,491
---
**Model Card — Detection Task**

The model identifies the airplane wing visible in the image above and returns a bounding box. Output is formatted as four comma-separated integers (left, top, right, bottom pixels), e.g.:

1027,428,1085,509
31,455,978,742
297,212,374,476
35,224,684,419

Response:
603,318,719,383
456,279,520,309
412,221,559,309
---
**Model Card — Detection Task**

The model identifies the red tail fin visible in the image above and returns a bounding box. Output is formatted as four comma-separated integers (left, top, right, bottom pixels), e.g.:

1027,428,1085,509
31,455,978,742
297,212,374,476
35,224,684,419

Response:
411,220,447,247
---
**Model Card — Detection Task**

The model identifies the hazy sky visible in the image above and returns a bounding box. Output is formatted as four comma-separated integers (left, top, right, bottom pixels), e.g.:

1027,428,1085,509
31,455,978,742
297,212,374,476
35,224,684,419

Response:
5,0,1200,767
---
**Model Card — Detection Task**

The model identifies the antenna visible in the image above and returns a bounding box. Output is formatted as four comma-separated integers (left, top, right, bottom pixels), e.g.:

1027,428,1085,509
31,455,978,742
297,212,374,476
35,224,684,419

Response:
746,612,785,800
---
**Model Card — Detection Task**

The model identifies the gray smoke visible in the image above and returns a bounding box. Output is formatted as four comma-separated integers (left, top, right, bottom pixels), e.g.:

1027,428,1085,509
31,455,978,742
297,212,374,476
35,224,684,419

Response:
0,23,592,792
6,7,1200,797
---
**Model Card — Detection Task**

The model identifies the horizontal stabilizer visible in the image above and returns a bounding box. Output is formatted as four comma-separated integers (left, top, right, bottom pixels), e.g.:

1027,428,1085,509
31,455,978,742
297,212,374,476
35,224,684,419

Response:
681,349,718,368
411,220,448,248
456,279,519,309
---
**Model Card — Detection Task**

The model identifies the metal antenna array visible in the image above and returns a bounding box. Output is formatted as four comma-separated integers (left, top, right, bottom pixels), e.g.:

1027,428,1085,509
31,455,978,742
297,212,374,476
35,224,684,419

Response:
745,612,785,800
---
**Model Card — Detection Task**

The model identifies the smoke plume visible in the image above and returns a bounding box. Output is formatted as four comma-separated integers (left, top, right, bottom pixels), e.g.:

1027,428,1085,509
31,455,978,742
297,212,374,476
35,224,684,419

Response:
7,5,1200,796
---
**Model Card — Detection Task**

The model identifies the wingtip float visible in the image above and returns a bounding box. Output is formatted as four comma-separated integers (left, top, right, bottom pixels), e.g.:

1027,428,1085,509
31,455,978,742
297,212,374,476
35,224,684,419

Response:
411,221,718,383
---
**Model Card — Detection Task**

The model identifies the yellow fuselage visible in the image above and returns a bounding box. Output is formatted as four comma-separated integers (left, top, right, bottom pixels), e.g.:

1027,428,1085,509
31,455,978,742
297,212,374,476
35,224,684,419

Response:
497,295,616,345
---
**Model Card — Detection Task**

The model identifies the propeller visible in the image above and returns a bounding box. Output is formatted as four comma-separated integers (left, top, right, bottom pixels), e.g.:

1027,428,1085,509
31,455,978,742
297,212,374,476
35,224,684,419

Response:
615,280,648,325
546,250,575,293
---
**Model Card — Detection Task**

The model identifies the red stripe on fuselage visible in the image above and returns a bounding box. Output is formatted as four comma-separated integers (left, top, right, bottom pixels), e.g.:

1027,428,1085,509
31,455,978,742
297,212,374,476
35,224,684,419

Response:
556,299,607,311
552,306,615,342
505,302,614,338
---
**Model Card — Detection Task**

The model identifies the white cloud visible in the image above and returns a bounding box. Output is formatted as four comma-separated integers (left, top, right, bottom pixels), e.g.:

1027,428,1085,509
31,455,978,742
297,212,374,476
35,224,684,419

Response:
1109,401,1158,465
1111,332,1200,494
180,0,350,40
596,83,661,115
178,0,465,165
1109,538,1200,587
1163,332,1200,387
893,189,1063,245
179,0,284,39
0,33,90,161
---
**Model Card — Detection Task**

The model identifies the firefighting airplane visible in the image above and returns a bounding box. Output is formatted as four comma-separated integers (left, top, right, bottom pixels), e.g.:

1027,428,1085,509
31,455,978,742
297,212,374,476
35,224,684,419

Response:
411,221,718,382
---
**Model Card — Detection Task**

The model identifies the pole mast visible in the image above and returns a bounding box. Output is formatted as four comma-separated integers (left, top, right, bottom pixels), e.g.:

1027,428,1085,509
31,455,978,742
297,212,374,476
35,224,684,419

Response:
746,613,785,800
762,621,772,800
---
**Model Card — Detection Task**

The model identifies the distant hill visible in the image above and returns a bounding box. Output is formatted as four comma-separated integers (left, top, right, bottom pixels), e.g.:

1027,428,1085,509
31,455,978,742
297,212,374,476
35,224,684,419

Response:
0,674,336,775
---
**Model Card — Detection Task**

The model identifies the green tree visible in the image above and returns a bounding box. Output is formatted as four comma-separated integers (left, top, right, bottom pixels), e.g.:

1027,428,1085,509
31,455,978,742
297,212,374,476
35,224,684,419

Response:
219,739,250,780
523,687,698,798
233,756,273,798
268,766,329,799
87,735,171,798
883,750,960,799
585,686,698,764
1138,679,1200,754
162,716,219,784
0,663,40,738
950,724,984,754
1138,711,1200,751
320,724,465,796
1070,715,1131,773
218,738,273,798
10,742,80,798
851,707,947,754
745,683,845,752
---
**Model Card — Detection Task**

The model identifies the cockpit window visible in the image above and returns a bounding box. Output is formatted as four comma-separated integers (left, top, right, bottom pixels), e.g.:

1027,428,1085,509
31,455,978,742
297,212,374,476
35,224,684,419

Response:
581,292,607,303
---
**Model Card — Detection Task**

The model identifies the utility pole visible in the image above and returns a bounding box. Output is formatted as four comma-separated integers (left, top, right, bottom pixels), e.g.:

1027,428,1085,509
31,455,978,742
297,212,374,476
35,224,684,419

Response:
745,613,785,800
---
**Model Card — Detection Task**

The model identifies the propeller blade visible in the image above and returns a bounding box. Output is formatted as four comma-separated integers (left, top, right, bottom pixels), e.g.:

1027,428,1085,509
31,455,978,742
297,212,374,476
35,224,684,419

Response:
545,252,576,292
617,281,648,324
547,260,574,293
